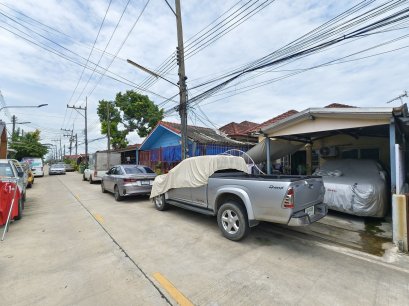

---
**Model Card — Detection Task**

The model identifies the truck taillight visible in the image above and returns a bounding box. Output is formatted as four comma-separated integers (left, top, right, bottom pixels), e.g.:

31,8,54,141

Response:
283,187,294,208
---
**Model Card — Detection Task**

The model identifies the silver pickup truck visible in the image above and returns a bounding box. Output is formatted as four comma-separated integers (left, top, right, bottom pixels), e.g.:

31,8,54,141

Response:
152,159,327,241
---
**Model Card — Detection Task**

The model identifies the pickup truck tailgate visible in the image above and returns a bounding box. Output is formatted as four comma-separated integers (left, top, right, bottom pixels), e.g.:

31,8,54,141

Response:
291,177,325,210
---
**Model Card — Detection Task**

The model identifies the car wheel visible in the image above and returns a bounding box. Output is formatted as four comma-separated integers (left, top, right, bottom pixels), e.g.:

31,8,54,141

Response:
153,194,168,211
101,181,107,193
89,175,93,184
14,198,23,220
114,185,123,201
217,202,249,241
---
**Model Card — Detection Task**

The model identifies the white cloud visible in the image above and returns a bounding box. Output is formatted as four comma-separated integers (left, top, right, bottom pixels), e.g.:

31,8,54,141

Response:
0,0,408,153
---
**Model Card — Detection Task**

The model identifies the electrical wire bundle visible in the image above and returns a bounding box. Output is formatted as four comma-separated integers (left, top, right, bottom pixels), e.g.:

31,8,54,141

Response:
165,0,409,116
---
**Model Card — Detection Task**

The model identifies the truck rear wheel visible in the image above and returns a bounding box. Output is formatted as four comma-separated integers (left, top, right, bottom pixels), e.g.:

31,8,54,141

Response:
217,202,249,241
89,175,93,184
153,194,168,211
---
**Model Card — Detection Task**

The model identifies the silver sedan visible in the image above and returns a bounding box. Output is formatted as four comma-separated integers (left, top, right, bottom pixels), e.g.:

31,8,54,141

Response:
101,165,156,201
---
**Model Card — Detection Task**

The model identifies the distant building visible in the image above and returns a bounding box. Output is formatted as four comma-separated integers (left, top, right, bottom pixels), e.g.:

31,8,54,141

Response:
138,121,253,173
219,120,259,143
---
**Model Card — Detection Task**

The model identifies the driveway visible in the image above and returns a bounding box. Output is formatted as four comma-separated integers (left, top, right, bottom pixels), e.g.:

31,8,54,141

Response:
1,172,409,305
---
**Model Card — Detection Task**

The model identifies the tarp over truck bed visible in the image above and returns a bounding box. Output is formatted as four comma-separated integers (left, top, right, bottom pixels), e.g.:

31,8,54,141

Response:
150,155,248,198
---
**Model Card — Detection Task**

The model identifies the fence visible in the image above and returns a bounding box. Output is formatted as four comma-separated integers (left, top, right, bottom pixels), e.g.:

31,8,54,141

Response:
138,143,253,173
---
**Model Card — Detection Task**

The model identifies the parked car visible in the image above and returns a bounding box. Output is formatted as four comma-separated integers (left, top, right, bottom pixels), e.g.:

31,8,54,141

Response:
49,163,66,175
64,163,75,172
21,161,34,188
84,151,121,183
313,159,388,217
0,159,26,219
151,155,327,241
21,157,44,177
101,165,156,201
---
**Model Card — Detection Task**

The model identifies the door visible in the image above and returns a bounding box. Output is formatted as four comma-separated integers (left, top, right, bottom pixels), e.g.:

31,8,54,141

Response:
105,167,116,191
190,185,208,208
167,187,192,204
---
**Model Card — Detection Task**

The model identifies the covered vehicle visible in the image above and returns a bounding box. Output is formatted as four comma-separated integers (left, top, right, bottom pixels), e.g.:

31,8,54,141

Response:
313,159,388,217
49,163,66,175
101,165,156,201
151,155,327,241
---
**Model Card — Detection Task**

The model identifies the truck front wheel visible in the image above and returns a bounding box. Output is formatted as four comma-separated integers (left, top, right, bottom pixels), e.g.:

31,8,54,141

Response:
217,202,249,241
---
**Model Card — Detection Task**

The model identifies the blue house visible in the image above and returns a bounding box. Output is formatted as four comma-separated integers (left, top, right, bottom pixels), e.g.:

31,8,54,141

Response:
138,121,253,172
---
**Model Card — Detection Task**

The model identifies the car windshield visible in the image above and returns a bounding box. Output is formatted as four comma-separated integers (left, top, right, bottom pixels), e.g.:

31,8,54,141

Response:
123,166,154,174
0,163,14,177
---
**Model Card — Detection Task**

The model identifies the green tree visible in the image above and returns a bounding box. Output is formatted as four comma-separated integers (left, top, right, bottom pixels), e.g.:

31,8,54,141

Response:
97,91,164,149
9,129,48,160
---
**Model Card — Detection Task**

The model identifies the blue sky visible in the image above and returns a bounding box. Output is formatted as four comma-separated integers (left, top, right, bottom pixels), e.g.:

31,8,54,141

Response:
0,0,408,156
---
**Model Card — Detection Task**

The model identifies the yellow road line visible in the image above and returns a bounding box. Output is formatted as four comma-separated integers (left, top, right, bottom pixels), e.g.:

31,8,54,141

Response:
153,272,194,306
94,213,104,224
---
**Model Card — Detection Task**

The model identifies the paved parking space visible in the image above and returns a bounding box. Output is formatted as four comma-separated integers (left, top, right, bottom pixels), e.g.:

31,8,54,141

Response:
1,172,409,305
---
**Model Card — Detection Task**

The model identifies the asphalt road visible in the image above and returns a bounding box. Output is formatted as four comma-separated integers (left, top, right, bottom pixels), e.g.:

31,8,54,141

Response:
1,172,409,306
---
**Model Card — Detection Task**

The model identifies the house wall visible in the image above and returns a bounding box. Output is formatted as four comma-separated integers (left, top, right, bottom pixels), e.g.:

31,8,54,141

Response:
267,117,390,137
312,134,390,169
149,131,180,149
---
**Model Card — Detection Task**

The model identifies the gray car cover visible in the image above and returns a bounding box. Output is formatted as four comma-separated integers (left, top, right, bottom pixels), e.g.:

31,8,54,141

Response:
313,159,388,217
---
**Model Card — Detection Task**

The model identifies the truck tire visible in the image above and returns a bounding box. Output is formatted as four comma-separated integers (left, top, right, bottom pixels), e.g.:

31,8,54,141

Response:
114,185,123,201
153,194,168,211
14,198,23,220
82,174,86,181
217,202,249,241
89,175,93,184
101,181,107,193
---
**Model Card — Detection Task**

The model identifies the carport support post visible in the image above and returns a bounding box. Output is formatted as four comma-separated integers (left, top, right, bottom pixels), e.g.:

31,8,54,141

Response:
390,118,396,193
306,144,312,175
265,136,271,175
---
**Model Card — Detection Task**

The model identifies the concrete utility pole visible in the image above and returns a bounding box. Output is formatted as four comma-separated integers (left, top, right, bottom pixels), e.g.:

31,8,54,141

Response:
107,102,111,169
75,133,78,156
175,0,188,160
67,98,88,167
11,115,16,136
61,128,74,156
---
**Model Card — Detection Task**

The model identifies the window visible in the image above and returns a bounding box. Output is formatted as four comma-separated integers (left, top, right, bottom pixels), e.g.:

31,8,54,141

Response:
0,163,14,177
340,148,379,160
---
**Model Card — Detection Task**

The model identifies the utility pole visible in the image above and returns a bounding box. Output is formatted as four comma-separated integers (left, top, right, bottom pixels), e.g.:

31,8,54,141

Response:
175,0,188,160
59,137,62,161
67,98,88,167
11,115,16,136
61,127,74,156
75,133,78,156
63,144,66,159
107,102,111,169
